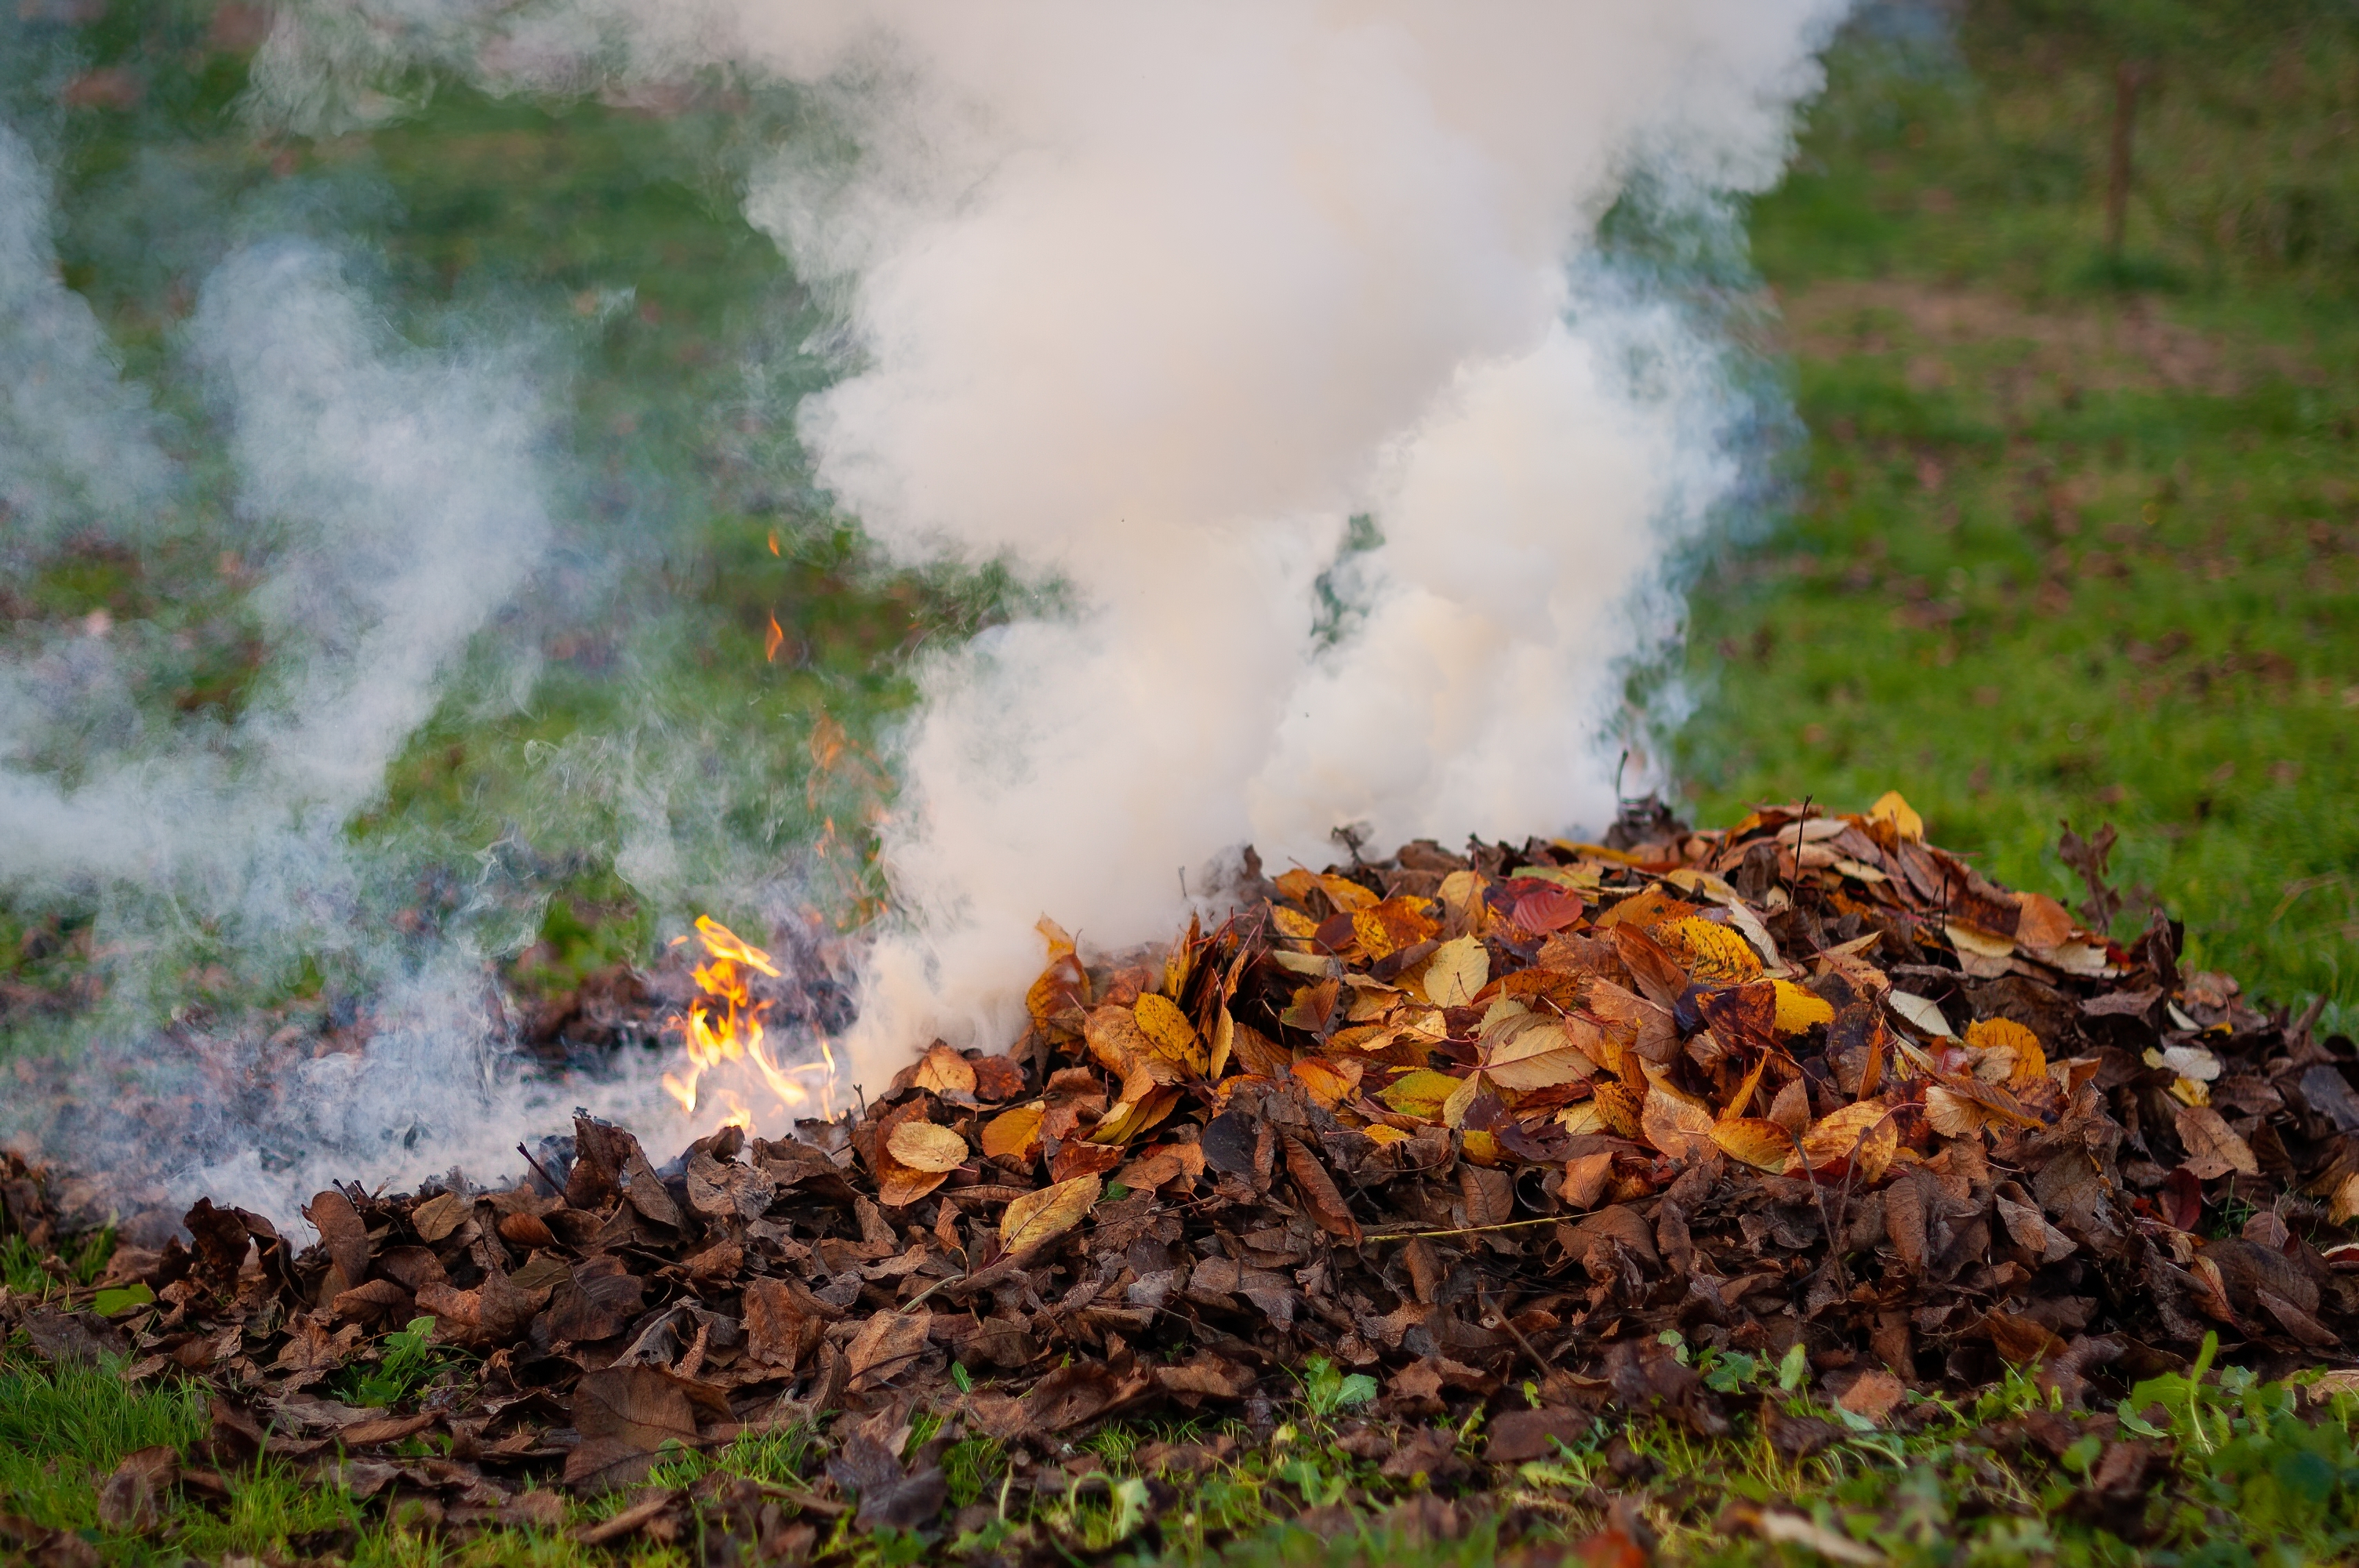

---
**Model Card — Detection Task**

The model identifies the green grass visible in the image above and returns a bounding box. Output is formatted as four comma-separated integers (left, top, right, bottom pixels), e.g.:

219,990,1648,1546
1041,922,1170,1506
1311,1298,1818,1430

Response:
1677,1,2359,1022
10,1328,2359,1566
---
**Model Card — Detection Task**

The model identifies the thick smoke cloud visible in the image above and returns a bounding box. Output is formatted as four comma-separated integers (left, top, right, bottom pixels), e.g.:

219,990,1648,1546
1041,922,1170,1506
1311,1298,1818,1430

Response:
615,4,1852,1083
246,0,1848,1093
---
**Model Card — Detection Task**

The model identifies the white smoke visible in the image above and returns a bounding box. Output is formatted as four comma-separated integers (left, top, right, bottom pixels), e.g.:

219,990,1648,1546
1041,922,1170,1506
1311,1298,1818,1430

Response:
598,4,1849,1083
0,123,173,545
0,129,569,1210
256,0,1847,1087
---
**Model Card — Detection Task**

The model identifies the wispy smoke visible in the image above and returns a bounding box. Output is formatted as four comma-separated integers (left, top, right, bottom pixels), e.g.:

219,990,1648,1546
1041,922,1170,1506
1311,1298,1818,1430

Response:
0,121,572,1212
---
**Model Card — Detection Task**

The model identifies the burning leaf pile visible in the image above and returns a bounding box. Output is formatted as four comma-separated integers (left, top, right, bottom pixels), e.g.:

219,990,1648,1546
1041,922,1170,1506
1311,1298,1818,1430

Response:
6,794,2359,1559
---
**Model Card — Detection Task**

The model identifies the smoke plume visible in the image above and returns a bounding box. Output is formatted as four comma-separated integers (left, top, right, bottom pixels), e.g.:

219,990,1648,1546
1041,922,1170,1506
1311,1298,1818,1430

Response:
584,3,1852,1085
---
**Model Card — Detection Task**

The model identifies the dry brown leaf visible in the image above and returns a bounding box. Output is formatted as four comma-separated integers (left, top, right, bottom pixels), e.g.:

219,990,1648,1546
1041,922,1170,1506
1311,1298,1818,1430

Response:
885,1122,969,1174
912,1044,978,1097
1641,1084,1716,1161
1561,1150,1615,1209
2013,892,2077,951
2175,1105,2259,1179
1480,1014,1597,1091
999,1174,1102,1255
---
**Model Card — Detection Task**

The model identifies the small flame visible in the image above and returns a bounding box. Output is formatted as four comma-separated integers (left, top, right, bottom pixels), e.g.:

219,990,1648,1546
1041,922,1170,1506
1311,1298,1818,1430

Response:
662,915,838,1134
766,529,780,556
765,612,785,662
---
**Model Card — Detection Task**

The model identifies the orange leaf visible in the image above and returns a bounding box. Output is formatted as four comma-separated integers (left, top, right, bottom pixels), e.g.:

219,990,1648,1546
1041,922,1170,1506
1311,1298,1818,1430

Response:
1710,1118,1799,1173
980,1104,1045,1164
1799,1101,1893,1171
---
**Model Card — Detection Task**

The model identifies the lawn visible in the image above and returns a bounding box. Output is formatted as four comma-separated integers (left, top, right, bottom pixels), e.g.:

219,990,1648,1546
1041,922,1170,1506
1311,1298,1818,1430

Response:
1676,0,2359,1028
3,1,2358,1564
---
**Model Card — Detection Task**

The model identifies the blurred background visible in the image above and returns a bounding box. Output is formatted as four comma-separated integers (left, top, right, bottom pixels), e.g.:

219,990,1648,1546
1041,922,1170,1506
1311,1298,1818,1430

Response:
1,0,2350,1098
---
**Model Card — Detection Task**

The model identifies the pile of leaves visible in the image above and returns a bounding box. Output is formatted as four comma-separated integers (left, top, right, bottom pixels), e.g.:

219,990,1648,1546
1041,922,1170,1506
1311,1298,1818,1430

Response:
6,793,2359,1563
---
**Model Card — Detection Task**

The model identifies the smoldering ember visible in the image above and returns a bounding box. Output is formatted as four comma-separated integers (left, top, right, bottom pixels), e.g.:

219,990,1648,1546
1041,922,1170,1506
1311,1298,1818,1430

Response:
5,793,2357,1557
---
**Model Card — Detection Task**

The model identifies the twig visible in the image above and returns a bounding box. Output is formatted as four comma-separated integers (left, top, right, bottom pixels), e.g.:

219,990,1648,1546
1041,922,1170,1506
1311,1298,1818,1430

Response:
2293,994,2330,1048
516,1142,562,1196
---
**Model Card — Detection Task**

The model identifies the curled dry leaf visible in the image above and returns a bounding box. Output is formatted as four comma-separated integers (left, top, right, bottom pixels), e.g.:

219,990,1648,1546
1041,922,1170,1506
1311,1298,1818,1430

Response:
885,1121,969,1174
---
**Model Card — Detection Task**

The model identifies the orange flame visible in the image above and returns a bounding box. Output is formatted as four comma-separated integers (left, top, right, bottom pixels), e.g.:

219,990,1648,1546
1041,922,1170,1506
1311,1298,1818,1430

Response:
765,613,785,662
661,916,839,1134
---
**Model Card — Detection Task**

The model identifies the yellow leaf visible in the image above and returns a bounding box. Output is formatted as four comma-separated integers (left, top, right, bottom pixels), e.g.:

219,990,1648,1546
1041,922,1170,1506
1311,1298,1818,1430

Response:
1724,1052,1769,1120
1209,1007,1234,1080
998,1174,1101,1254
1423,936,1490,1008
1436,870,1489,931
1459,1129,1504,1167
1441,1072,1481,1128
1379,1069,1462,1120
1869,790,1925,843
1270,905,1320,942
885,1121,969,1174
980,1103,1045,1163
1362,1123,1410,1147
1641,1084,1717,1160
1089,1085,1180,1145
1133,993,1207,1074
1590,1080,1644,1140
1853,1116,1899,1183
1664,917,1762,985
1556,1102,1608,1137
1710,1118,1800,1172
1353,898,1441,960
1772,979,1834,1035
1799,1102,1892,1170
1318,873,1378,913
